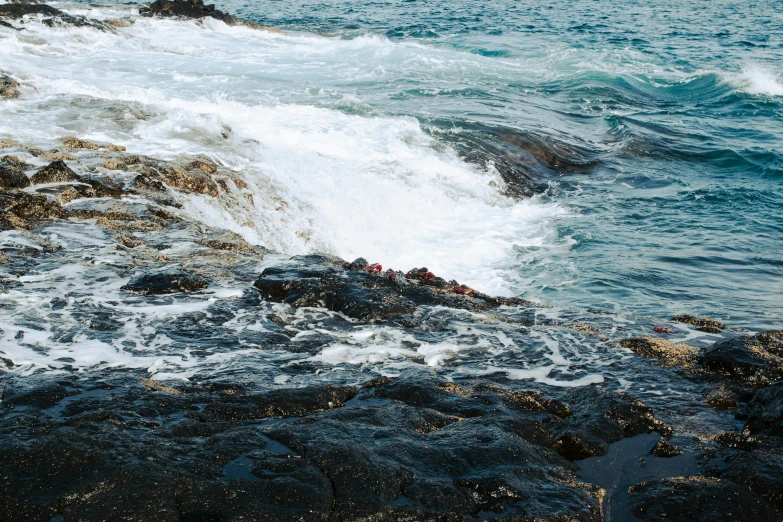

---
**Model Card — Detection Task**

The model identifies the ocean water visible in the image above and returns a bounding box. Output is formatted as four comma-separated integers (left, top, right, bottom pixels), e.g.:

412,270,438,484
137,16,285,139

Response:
0,0,781,382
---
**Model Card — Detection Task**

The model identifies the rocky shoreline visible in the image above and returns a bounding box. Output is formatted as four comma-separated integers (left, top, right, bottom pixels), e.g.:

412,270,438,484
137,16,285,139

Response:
1,2,783,521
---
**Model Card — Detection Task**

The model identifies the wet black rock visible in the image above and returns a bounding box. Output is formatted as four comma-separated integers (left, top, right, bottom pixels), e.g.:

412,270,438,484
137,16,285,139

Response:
0,191,65,230
671,314,726,333
2,379,73,408
628,476,781,521
29,160,81,184
702,333,783,386
254,254,534,323
121,268,208,295
719,447,783,511
0,2,109,30
139,0,234,25
551,387,672,460
745,382,783,437
0,159,30,189
0,2,60,19
266,402,604,520
648,437,682,458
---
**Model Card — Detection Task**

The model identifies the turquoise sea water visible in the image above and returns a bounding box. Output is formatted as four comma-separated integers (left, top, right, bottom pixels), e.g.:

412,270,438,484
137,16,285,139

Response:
223,0,783,329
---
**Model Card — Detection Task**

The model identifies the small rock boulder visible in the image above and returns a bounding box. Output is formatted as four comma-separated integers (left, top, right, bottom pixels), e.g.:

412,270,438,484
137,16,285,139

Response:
745,382,783,437
139,0,234,25
671,314,725,333
702,333,783,386
648,437,682,458
0,156,30,189
618,337,698,367
0,74,21,99
121,268,208,295
30,160,81,184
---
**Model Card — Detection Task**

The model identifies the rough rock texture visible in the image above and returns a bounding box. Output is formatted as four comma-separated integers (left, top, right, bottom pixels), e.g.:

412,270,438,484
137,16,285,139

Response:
671,314,726,333
0,191,65,230
121,268,209,294
745,382,783,437
0,156,30,189
161,165,220,197
628,477,781,521
719,448,783,512
29,160,82,184
254,254,536,323
0,74,21,99
59,136,126,152
0,2,109,30
139,0,235,25
702,333,783,386
618,337,698,367
648,437,682,458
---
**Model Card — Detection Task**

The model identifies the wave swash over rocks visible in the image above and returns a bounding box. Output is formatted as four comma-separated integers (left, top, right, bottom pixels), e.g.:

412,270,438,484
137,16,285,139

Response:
0,1,782,521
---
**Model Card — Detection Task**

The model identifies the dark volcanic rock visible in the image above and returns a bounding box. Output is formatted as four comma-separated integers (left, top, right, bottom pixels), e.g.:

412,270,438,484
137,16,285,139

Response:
628,477,781,521
648,437,682,458
0,160,30,189
719,448,783,511
139,0,234,25
0,2,61,19
267,402,604,520
30,160,81,184
671,314,726,333
0,191,65,229
702,333,783,386
0,2,109,30
121,268,208,295
254,254,534,323
551,387,672,460
745,382,783,437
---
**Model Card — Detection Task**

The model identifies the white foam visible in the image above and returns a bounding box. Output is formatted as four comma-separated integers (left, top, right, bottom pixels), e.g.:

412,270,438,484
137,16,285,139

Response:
0,5,568,295
728,65,783,96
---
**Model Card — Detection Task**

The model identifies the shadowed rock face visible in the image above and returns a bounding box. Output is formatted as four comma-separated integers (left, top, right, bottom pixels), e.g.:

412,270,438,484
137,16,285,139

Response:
702,333,783,386
121,268,209,295
30,160,82,185
628,477,781,521
139,0,234,25
253,254,538,323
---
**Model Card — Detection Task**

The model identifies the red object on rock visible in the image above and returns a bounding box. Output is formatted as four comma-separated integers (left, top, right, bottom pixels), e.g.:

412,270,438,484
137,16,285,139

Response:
453,285,466,295
423,272,435,282
385,269,397,280
364,263,382,273
653,326,672,334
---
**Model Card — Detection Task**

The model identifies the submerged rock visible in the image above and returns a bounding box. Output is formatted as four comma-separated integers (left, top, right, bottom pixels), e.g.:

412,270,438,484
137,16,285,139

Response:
702,333,783,386
628,476,781,521
139,0,235,25
618,337,698,367
648,437,682,458
30,160,81,184
671,314,726,333
121,268,208,295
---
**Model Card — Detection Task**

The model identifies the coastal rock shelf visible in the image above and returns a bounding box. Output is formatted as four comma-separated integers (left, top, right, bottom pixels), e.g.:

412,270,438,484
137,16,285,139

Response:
0,1,782,519
0,134,781,521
